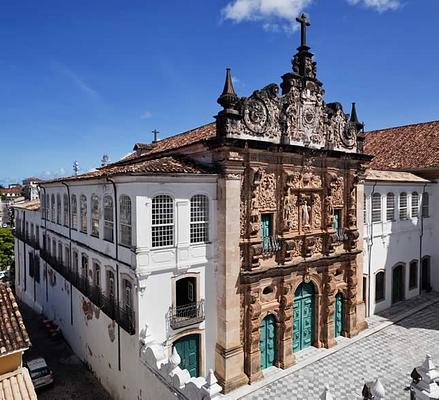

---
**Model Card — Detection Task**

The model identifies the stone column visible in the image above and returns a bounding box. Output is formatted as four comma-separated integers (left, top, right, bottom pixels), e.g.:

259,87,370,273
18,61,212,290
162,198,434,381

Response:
215,172,249,393
277,278,295,369
355,181,368,330
322,270,336,348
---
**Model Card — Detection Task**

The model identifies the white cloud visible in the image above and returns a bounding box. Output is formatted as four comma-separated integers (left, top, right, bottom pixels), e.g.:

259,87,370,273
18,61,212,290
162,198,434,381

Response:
52,62,99,98
222,0,313,31
140,110,152,119
346,0,400,11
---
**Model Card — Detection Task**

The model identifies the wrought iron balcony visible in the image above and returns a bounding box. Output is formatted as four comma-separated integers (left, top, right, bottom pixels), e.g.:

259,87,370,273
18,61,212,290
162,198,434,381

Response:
261,236,282,254
169,300,205,330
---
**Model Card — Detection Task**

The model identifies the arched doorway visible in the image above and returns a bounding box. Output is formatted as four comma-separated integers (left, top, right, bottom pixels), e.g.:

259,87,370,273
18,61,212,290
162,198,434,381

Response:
293,282,315,353
392,264,405,304
334,292,344,337
422,257,431,291
173,334,200,377
259,314,276,369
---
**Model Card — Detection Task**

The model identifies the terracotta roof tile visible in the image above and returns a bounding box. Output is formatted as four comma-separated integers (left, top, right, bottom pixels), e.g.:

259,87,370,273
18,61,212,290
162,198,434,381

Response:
0,368,37,400
121,122,216,162
42,155,215,184
365,169,430,183
12,200,40,211
364,120,439,170
0,284,31,356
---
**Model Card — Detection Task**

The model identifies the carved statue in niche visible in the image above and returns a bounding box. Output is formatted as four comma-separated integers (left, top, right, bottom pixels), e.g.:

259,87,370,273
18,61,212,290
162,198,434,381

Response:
301,199,311,228
324,196,334,229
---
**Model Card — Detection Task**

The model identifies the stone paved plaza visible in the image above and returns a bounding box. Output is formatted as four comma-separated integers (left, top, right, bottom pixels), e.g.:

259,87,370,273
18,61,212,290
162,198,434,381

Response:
241,299,439,399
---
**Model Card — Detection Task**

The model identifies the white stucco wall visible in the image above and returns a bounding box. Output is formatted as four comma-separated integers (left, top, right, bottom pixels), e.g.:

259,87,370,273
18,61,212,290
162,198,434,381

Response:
363,180,435,315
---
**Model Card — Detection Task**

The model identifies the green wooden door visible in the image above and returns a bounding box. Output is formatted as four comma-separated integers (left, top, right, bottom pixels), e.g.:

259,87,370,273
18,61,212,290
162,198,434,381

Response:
293,282,315,353
334,292,344,337
173,334,199,377
259,315,276,369
392,265,404,304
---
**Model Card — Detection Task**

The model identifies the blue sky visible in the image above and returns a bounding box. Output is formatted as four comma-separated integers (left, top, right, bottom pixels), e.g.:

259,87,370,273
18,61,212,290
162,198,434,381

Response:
0,0,438,185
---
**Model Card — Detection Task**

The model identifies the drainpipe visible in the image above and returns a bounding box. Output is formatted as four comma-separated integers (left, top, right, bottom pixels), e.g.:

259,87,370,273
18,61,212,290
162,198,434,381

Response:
419,183,428,296
106,176,121,372
62,182,73,325
367,180,378,317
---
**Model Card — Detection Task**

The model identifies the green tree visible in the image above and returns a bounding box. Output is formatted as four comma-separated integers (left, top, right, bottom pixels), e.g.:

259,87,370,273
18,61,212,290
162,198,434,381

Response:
0,227,14,270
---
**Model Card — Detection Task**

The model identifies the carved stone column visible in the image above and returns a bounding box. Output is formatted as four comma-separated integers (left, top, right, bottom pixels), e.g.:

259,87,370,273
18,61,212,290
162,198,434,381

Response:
322,270,336,348
215,171,249,392
244,287,263,383
344,260,359,338
278,278,295,369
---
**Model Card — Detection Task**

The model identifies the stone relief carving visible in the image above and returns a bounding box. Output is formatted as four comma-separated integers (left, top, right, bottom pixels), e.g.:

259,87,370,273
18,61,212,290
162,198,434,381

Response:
221,75,359,152
312,193,322,230
283,190,298,232
258,171,277,210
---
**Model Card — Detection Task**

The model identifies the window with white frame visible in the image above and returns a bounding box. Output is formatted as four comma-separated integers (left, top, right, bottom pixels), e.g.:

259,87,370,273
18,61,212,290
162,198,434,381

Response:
190,195,209,243
56,193,61,224
63,193,69,226
103,195,114,242
386,193,395,221
399,192,408,220
411,192,419,218
422,192,430,217
119,195,132,247
80,195,87,233
51,194,55,222
71,194,77,230
371,193,382,223
91,194,100,237
152,195,174,247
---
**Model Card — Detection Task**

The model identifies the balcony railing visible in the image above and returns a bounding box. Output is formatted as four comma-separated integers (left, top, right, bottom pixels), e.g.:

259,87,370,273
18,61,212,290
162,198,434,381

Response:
262,236,282,254
39,248,135,335
14,229,40,250
169,300,205,330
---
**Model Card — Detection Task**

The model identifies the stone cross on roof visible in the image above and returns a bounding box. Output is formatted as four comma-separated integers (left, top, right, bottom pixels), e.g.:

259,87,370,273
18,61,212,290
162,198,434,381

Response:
296,13,310,48
152,129,159,143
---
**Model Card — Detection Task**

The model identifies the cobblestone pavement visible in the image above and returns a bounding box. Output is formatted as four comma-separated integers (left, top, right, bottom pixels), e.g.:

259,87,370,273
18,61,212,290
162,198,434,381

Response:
242,300,439,400
21,303,112,400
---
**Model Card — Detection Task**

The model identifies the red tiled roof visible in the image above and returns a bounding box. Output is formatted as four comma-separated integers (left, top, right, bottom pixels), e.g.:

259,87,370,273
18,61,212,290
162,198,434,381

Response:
0,283,31,356
0,367,37,400
0,188,21,194
364,120,439,170
121,122,216,162
41,155,215,184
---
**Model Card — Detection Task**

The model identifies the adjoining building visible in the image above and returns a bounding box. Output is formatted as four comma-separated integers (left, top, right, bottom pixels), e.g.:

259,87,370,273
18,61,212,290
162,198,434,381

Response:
13,15,370,398
0,282,37,400
362,122,439,316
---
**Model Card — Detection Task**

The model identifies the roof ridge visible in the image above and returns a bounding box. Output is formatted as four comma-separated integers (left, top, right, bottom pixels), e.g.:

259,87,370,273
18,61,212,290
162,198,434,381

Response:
366,119,439,134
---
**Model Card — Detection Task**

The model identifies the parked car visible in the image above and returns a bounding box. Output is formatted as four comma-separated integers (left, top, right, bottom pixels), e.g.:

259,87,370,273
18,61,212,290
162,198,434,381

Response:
24,357,54,389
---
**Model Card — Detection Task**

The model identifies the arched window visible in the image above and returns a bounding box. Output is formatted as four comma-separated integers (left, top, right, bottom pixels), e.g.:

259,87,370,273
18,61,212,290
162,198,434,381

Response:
56,193,61,224
375,271,385,302
152,195,174,248
399,193,407,220
63,193,69,226
71,195,78,230
190,195,209,243
371,193,382,223
103,196,114,242
81,253,88,278
119,195,132,247
409,260,418,290
91,194,100,237
123,279,133,309
411,192,419,218
422,192,429,218
80,195,87,233
51,194,55,222
386,193,395,221
93,262,101,288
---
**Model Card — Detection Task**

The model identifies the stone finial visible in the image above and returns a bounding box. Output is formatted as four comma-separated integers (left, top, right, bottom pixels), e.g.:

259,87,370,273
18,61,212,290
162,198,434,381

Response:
371,379,385,399
169,347,181,369
350,102,364,131
362,383,373,400
217,68,238,112
320,384,334,400
411,354,439,398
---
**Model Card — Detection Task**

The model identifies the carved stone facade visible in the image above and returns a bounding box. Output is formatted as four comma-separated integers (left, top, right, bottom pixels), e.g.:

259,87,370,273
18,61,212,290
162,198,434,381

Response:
213,15,369,392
